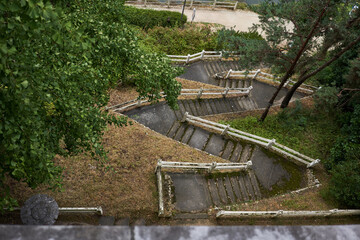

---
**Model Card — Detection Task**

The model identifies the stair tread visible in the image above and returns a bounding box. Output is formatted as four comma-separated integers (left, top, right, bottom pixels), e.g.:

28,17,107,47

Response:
174,124,187,141
221,140,234,160
217,178,229,204
230,143,243,162
224,176,236,203
194,100,205,116
208,178,222,206
187,128,210,150
167,121,181,138
181,125,195,144
240,144,253,163
230,176,243,202
204,134,226,157
243,174,256,201
198,101,209,116
204,100,214,115
249,171,262,200
178,101,186,116
188,100,199,116
238,175,250,202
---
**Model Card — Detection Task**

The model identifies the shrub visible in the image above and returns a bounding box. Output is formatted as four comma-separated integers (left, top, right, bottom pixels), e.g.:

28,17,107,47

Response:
217,28,264,52
328,160,360,208
236,3,249,10
313,86,339,114
123,6,186,29
141,24,218,55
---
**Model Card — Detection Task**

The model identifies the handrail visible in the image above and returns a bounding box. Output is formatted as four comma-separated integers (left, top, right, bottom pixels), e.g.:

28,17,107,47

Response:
106,86,252,112
224,70,320,93
167,50,240,63
182,112,320,168
155,159,252,172
125,0,238,10
216,209,360,218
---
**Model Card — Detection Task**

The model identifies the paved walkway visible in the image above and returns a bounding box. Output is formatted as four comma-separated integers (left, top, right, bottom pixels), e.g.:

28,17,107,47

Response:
130,5,261,32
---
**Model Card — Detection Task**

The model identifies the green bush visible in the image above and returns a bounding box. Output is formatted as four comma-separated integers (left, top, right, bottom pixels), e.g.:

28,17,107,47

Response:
328,160,360,208
217,28,264,52
236,2,249,10
141,24,218,55
123,6,186,29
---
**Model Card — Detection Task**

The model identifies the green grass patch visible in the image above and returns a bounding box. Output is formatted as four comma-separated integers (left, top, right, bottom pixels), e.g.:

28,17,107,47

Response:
221,102,340,161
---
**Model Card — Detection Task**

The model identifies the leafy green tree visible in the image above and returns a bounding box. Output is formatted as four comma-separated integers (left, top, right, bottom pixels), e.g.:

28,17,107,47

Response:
0,0,181,209
222,0,360,121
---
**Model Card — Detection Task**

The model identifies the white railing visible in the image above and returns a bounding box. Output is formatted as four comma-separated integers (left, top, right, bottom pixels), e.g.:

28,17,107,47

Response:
106,86,251,112
182,112,321,168
126,0,238,10
156,159,252,172
224,69,320,93
216,209,360,218
168,50,239,63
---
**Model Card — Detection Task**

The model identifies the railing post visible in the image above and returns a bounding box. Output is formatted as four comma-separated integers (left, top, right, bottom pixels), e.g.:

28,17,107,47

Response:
212,0,216,9
186,54,191,64
266,139,276,149
307,159,320,168
167,0,170,8
137,99,142,106
222,87,230,97
144,0,147,7
246,161,252,169
197,87,204,99
181,112,189,122
225,69,232,79
234,1,238,10
219,51,223,59
208,162,217,173
190,0,194,8
221,125,230,135
252,69,261,80
201,50,205,60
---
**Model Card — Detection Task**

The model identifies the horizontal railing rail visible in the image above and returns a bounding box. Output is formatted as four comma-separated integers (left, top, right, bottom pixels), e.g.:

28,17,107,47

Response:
168,50,240,63
182,113,320,168
224,69,320,93
156,159,252,172
216,209,360,218
106,86,251,112
125,0,238,10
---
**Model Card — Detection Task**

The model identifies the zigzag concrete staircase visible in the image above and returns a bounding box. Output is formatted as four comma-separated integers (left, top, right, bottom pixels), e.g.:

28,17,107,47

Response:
121,60,312,216
173,96,257,119
167,121,256,163
206,171,262,206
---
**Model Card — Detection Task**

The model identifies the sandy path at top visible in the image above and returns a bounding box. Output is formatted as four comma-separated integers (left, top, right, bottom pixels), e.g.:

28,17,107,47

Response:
131,5,261,32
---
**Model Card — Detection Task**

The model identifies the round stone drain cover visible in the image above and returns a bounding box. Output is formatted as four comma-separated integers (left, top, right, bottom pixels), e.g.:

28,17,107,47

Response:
21,194,59,225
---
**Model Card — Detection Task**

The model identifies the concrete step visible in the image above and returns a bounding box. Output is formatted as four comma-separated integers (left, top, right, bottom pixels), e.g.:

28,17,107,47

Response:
204,100,215,115
207,178,221,206
224,176,236,204
238,175,250,202
231,80,237,88
220,140,235,160
213,61,222,74
187,100,199,116
204,62,212,77
229,176,244,202
243,174,256,201
173,123,187,141
177,100,186,116
187,128,210,151
167,121,181,138
194,100,206,116
216,178,229,204
208,62,218,76
204,134,226,157
225,80,231,88
239,144,253,163
249,170,262,200
181,125,195,144
229,142,243,162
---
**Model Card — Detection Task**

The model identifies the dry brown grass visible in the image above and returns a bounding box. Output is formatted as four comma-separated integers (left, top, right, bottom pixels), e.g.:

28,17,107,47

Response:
7,116,226,220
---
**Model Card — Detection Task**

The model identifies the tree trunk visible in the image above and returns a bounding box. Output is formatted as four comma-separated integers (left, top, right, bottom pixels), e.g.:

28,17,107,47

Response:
259,1,330,121
280,35,360,109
